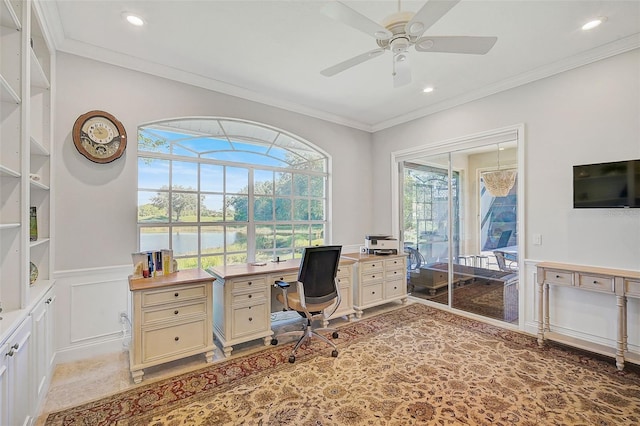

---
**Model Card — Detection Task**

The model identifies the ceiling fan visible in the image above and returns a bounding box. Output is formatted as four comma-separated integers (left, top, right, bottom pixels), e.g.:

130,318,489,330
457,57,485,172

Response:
320,0,498,87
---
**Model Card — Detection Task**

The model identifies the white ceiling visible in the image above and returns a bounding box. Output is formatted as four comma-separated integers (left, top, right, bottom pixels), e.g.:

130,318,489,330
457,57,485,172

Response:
40,1,640,132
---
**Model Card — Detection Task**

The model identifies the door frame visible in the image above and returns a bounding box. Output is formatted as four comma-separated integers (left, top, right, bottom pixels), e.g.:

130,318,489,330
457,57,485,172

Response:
390,124,526,327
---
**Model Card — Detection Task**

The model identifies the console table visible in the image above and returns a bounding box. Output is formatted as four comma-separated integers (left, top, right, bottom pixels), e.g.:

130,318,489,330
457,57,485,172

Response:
536,262,640,370
128,269,215,383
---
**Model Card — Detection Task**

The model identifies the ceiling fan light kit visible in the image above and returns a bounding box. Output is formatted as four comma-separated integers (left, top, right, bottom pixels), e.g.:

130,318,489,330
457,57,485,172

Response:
320,0,497,87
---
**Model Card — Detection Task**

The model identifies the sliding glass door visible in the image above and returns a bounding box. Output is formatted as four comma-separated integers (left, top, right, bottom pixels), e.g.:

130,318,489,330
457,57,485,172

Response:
398,130,521,324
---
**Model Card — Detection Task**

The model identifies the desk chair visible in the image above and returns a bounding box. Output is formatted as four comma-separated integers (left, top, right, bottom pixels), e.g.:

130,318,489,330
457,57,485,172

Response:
494,250,518,272
271,245,342,363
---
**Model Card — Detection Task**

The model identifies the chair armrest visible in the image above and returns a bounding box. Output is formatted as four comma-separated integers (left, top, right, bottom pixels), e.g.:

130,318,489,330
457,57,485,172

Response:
275,280,290,289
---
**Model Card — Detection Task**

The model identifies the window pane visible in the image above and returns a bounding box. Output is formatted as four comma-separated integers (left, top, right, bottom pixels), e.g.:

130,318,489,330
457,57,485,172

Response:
310,176,325,197
226,167,248,194
274,249,294,260
226,253,247,265
256,225,274,250
254,196,274,221
201,225,224,255
294,224,310,247
311,224,324,245
201,194,223,222
140,227,169,252
138,130,170,154
275,198,291,221
275,225,292,248
293,174,309,196
173,161,198,190
139,191,169,223
294,199,309,220
172,226,198,256
138,158,169,190
227,225,248,252
177,257,198,270
255,250,273,262
254,170,273,194
171,191,198,222
202,255,224,270
310,199,324,220
275,172,291,195
226,195,248,221
201,164,224,192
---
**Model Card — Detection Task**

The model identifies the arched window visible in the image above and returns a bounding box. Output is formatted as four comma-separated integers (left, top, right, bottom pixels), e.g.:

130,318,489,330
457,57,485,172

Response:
137,117,329,270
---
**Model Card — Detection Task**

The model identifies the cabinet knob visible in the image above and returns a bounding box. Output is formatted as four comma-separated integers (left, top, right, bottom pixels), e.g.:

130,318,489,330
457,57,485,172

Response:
248,317,253,321
248,281,252,285
372,275,376,279
248,294,252,298
7,343,19,356
174,337,179,341
555,275,561,279
593,280,598,284
174,310,179,315
45,298,52,304
372,291,376,294
174,292,179,297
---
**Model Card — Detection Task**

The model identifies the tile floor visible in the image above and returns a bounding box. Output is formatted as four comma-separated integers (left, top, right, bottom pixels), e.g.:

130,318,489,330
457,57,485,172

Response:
35,303,410,425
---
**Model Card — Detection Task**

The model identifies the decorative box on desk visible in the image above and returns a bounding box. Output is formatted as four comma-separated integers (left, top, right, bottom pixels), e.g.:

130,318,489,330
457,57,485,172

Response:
128,269,215,383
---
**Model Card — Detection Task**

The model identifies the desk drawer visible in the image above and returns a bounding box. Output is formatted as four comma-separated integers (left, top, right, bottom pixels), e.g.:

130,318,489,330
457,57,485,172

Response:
142,319,206,362
336,276,350,286
385,268,404,280
544,270,573,286
232,288,268,305
385,279,405,299
384,258,404,271
232,303,267,338
142,284,207,307
362,271,383,283
336,266,350,279
578,274,614,293
231,277,266,293
142,301,206,324
361,282,384,305
361,261,384,273
625,279,640,298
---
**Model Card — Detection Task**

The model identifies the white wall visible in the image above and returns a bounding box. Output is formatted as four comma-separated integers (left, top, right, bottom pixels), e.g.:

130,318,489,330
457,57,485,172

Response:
53,53,373,360
371,49,640,353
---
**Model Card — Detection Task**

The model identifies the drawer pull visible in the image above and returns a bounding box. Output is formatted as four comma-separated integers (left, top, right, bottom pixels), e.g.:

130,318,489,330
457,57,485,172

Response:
6,343,19,357
394,286,397,290
174,310,179,315
45,298,52,304
174,337,179,341
174,292,179,297
248,294,252,298
248,281,252,285
372,275,376,279
555,275,561,279
372,291,376,294
249,317,253,322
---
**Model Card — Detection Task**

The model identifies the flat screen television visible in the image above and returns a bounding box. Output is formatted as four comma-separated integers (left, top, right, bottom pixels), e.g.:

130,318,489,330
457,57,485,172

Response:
573,159,640,208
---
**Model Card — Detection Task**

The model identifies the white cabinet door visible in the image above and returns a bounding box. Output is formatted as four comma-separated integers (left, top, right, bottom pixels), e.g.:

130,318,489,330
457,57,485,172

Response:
5,317,33,426
0,341,8,426
32,288,55,404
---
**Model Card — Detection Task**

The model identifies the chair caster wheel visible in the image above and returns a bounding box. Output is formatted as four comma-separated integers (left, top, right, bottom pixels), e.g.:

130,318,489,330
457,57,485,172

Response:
270,338,278,346
331,350,338,358
332,332,339,339
288,355,296,363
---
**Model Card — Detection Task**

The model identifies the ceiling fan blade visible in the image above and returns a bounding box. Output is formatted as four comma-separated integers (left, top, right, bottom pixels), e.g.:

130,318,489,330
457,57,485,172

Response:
405,0,461,37
322,1,392,40
393,53,412,88
321,48,386,77
415,36,498,54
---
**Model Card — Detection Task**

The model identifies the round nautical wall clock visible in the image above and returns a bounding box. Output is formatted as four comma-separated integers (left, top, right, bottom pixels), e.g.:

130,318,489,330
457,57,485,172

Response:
72,110,127,163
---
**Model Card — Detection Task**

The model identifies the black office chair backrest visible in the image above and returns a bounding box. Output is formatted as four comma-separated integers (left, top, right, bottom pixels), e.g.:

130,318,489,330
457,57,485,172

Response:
297,245,342,305
496,230,512,248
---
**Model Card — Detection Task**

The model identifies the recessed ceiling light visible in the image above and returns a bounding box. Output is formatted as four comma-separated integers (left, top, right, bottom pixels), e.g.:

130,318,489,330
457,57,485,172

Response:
582,17,606,31
124,13,145,27
423,87,434,93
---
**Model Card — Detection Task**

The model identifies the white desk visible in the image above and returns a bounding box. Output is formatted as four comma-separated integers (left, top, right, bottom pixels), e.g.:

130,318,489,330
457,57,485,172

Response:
208,258,356,357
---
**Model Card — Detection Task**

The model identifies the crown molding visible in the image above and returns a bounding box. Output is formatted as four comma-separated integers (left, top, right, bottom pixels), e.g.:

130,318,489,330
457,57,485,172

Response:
372,34,640,132
38,1,639,135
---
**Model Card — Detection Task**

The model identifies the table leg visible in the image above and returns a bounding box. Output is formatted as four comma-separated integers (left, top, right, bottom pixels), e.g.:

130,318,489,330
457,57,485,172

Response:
544,283,550,332
537,279,545,346
616,295,626,370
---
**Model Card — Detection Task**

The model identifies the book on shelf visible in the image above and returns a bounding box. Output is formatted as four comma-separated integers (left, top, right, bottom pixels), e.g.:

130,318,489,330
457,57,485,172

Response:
131,249,174,278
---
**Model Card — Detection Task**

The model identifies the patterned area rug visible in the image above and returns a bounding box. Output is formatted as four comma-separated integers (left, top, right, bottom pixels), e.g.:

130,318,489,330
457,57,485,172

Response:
45,303,640,425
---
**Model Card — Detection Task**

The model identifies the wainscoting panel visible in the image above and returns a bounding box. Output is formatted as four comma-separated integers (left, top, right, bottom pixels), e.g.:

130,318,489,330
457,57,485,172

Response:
54,265,132,363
